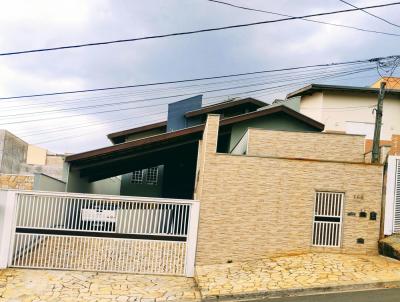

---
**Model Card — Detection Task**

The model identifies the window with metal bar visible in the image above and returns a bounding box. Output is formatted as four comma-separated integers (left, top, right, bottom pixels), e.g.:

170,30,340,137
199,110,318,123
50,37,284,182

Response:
146,167,158,185
131,167,158,185
131,170,144,184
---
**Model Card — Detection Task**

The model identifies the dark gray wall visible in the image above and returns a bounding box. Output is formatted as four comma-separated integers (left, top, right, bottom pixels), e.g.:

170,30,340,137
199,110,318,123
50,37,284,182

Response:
33,173,66,192
66,167,121,195
120,165,164,197
229,112,321,151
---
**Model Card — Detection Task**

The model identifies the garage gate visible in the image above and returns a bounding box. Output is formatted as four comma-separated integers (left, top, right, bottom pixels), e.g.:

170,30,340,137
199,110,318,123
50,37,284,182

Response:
0,191,199,276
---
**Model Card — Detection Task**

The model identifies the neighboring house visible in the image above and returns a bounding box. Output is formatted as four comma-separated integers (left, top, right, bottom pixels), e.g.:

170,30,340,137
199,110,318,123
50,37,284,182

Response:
0,129,66,191
371,77,400,89
0,95,385,276
286,82,400,155
283,80,400,239
66,96,324,198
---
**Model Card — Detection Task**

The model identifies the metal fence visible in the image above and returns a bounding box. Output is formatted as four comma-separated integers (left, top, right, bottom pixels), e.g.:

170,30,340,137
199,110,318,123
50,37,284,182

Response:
0,190,199,276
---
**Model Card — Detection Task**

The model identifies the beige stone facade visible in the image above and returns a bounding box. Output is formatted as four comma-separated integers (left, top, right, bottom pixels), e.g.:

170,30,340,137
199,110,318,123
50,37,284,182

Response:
0,174,34,190
194,115,384,265
247,128,365,162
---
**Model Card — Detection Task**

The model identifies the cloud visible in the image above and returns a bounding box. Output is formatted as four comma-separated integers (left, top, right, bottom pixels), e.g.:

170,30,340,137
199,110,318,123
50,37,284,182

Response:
0,0,399,153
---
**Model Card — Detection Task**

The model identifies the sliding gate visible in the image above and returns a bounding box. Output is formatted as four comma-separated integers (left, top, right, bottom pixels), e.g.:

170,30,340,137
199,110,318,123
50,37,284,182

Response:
4,191,199,276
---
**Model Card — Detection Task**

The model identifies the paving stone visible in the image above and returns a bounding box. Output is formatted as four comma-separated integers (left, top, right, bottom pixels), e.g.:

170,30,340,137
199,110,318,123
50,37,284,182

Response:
0,269,200,301
195,253,400,299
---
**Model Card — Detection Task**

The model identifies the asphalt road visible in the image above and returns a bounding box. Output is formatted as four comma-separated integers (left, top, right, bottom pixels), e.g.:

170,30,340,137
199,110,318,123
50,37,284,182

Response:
258,288,400,302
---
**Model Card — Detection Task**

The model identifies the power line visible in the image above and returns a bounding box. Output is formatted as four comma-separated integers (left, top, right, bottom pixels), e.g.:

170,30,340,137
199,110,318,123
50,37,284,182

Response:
0,56,389,100
0,66,374,118
208,0,400,35
1,2,400,57
20,70,380,144
338,0,400,28
31,117,168,145
30,102,377,145
0,65,374,126
21,72,375,138
2,64,374,113
0,62,374,112
22,96,234,138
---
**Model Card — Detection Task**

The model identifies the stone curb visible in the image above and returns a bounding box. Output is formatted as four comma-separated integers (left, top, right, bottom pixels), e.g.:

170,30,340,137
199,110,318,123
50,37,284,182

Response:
200,280,400,301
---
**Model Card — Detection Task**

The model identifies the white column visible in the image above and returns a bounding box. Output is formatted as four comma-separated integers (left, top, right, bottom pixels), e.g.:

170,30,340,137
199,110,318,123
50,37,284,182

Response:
0,190,17,268
185,201,200,277
384,156,400,235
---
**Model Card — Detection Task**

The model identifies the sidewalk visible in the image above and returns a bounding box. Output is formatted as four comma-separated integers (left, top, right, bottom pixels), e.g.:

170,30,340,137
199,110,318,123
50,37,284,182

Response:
2,253,400,302
0,268,200,302
195,253,400,301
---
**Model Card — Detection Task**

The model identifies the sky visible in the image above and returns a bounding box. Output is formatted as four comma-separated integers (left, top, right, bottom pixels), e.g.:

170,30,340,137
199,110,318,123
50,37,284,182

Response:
0,0,399,154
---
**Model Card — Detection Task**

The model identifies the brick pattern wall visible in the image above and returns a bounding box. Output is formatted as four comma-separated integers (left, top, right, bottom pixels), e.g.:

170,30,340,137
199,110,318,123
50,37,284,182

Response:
247,128,366,162
0,174,34,190
195,115,383,265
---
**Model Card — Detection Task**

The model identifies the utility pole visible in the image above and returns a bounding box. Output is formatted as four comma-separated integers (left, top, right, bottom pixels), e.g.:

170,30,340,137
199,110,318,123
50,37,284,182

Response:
371,80,386,163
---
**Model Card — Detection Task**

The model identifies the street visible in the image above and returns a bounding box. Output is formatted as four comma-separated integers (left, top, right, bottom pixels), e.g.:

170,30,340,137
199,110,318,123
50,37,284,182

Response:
263,288,400,302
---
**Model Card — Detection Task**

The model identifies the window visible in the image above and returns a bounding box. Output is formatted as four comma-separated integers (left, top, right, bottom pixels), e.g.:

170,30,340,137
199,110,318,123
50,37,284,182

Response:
146,167,158,185
131,170,144,184
312,191,344,247
131,167,158,185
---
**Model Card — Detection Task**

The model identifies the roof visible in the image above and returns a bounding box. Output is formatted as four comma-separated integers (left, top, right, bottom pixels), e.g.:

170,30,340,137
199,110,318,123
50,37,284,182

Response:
184,97,267,118
107,121,167,142
66,105,324,165
371,77,400,90
287,84,400,99
106,98,267,143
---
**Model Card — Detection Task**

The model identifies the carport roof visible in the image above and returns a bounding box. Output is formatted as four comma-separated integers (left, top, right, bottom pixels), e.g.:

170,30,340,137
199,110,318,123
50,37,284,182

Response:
66,105,324,167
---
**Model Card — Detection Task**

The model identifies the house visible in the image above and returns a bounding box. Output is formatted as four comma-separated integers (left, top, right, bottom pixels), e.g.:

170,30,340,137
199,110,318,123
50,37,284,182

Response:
63,95,382,262
0,94,385,276
65,108,383,262
0,130,66,191
286,82,400,155
66,96,324,198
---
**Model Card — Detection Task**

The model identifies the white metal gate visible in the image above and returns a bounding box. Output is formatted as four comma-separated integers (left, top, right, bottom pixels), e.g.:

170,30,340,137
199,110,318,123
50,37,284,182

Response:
312,191,344,247
2,191,199,276
385,156,400,235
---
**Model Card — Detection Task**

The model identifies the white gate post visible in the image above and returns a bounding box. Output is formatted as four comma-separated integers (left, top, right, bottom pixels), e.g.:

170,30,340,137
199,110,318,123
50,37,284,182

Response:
384,156,399,235
185,201,200,277
0,190,17,269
